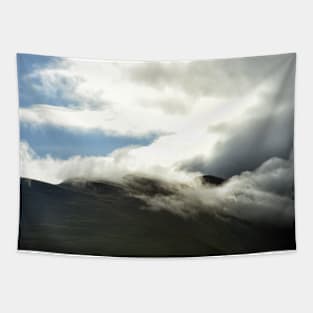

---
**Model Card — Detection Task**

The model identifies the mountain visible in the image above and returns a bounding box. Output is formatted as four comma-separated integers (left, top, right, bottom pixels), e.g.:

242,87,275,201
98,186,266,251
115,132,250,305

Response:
201,175,226,185
18,177,295,257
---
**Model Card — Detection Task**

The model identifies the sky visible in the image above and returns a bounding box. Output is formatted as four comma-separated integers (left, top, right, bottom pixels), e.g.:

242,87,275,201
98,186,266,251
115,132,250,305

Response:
18,53,295,185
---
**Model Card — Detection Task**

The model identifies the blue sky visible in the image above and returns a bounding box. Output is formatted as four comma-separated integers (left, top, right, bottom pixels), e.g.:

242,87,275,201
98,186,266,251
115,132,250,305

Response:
17,54,62,108
17,53,156,159
20,123,156,159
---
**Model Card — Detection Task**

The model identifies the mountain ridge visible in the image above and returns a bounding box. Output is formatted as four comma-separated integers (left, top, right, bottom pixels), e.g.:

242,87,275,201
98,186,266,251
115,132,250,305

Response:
18,177,295,257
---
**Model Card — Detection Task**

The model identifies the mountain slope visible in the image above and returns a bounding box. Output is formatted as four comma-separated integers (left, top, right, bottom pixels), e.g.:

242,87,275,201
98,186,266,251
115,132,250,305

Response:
18,177,295,257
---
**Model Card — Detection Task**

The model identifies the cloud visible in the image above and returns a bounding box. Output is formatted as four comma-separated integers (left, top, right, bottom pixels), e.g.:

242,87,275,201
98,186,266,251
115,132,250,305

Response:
20,139,294,228
22,57,108,109
127,54,295,98
138,96,190,115
19,103,185,137
130,156,294,227
179,105,294,177
19,141,195,184
19,53,295,186
178,55,295,177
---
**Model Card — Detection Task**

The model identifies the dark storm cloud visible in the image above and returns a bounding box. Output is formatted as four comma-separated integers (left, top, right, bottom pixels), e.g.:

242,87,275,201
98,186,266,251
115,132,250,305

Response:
178,54,296,177
179,110,294,177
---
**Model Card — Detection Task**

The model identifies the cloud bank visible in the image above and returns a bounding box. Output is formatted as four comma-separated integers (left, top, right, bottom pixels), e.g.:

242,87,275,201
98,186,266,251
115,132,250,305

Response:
127,156,294,227
20,141,294,226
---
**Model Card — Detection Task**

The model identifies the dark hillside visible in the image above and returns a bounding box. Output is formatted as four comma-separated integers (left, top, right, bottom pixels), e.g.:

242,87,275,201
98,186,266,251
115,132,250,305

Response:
18,178,295,257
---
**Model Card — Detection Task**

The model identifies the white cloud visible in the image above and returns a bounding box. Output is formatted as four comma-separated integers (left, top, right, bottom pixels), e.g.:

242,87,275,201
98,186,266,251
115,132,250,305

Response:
19,53,295,180
19,141,196,184
20,141,294,226
132,156,294,227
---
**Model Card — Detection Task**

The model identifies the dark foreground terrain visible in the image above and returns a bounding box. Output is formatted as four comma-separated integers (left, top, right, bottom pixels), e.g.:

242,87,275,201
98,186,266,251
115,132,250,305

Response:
18,177,295,257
